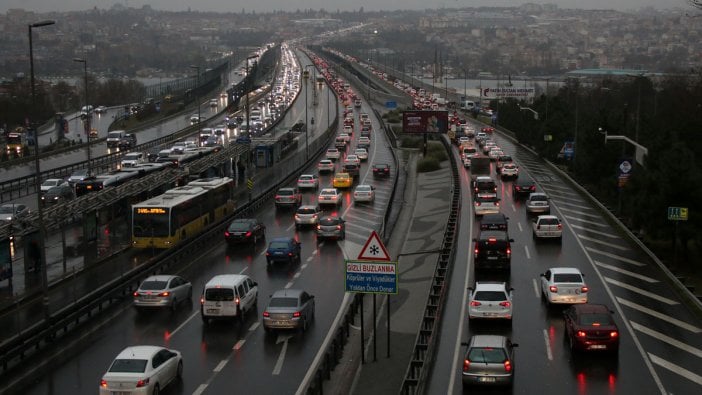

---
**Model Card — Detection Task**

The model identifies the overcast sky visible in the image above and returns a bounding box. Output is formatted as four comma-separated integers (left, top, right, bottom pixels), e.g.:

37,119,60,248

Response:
0,0,692,14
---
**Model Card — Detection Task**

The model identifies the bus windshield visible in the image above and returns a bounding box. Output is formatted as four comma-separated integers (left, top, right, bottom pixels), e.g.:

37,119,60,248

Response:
132,210,169,237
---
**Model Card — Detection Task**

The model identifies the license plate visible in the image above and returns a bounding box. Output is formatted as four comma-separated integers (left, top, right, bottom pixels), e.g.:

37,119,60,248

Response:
589,345,606,350
479,377,496,383
207,309,218,314
487,256,498,260
275,251,283,255
483,313,498,317
275,321,288,325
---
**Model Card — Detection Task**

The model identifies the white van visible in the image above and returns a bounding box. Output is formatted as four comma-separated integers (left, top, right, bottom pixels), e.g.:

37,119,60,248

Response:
106,130,126,147
201,274,258,324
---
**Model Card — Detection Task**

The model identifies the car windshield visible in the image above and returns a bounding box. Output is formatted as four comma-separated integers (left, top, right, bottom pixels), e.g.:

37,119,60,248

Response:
540,218,560,225
140,280,168,290
320,190,335,196
268,297,299,308
475,196,499,203
0,206,14,214
229,221,252,231
71,170,88,177
474,291,508,301
579,313,613,326
554,273,583,283
375,164,388,169
205,288,234,301
356,186,371,192
320,217,341,225
531,195,548,201
467,347,507,363
269,241,290,249
297,208,317,214
278,190,294,196
109,358,148,373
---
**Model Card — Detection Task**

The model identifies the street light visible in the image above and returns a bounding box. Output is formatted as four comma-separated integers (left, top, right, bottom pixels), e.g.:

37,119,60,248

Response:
245,54,258,140
29,19,55,320
73,58,91,176
304,64,315,160
519,106,539,120
189,65,201,140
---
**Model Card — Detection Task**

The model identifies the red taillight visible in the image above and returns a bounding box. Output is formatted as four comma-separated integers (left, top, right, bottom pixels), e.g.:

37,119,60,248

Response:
610,331,619,338
581,286,589,293
336,225,342,230
224,231,230,237
158,292,170,297
293,311,301,318
245,231,252,237
504,360,512,373
317,225,321,230
495,201,500,207
200,296,204,305
499,301,511,307
235,297,240,305
100,379,107,388
133,292,139,297
266,252,271,256
463,359,470,371
263,311,270,317
488,237,497,243
136,378,149,388
474,201,481,206
557,223,562,230
474,247,479,256
506,248,511,256
577,330,587,338
294,215,300,219
470,301,481,307
549,285,558,293
288,252,294,256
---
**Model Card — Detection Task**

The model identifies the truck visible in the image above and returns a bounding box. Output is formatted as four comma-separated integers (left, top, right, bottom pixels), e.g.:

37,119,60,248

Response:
469,155,491,188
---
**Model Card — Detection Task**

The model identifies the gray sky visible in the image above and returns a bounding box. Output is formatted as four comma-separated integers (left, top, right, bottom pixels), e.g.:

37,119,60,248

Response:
0,1,691,14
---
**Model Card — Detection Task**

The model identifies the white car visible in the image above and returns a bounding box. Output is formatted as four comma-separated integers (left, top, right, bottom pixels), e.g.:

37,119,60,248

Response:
488,149,504,161
40,179,67,194
99,345,182,395
353,184,375,204
500,163,519,179
468,282,513,321
121,152,147,168
539,267,588,304
354,148,369,161
297,174,320,190
357,136,371,148
344,155,360,166
317,159,335,173
213,124,226,135
473,196,501,216
326,148,341,161
339,133,351,143
532,215,563,241
318,188,342,207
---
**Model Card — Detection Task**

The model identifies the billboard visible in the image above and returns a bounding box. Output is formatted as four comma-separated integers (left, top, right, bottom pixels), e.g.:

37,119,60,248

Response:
402,110,449,134
481,87,535,99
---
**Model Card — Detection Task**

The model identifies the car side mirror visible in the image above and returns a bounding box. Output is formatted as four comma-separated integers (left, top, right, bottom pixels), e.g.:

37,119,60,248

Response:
540,273,545,277
511,343,519,348
509,287,514,291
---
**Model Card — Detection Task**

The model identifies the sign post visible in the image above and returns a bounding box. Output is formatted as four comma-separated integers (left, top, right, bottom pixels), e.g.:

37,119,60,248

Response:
668,207,689,265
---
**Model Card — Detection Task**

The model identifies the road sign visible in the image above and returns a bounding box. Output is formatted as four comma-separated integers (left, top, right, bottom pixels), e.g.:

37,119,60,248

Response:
246,178,254,190
357,230,391,261
619,160,632,174
668,207,688,221
386,101,397,109
345,260,398,294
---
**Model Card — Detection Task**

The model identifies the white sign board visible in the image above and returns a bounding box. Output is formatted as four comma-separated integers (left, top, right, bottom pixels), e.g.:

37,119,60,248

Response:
481,87,535,99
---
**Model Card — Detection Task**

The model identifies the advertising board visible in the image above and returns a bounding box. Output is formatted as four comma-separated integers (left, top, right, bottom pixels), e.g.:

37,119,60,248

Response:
402,110,449,134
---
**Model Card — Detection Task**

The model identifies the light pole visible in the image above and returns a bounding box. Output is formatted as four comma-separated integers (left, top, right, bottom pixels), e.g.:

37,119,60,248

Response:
29,19,55,320
73,58,91,176
189,65,201,141
245,54,258,139
304,64,315,160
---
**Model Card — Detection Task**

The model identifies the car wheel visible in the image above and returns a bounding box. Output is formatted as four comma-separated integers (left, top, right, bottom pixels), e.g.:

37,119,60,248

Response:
152,384,160,395
176,361,183,379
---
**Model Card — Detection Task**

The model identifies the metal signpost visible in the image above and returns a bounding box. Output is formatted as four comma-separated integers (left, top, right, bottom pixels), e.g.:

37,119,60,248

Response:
668,206,689,264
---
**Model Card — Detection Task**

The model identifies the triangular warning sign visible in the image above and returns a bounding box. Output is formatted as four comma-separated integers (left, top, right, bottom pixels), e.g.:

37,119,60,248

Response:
357,230,391,261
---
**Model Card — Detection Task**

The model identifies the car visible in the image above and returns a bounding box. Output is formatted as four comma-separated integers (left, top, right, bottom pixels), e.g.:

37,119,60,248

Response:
335,137,347,150
339,133,351,143
120,152,147,168
496,155,513,172
265,237,301,266
326,148,341,161
353,184,376,204
344,155,360,166
41,184,75,205
354,148,369,161
512,178,536,199
500,163,519,179
201,274,258,323
190,114,204,124
295,205,322,228
488,149,504,161
99,345,182,395
343,163,360,178
40,178,67,194
461,335,518,388
564,304,619,353
209,98,219,107
297,174,320,190
67,169,90,186
318,188,342,207
224,218,266,246
333,172,353,188
360,127,372,138
106,130,126,148
480,213,509,231
317,159,335,173
343,125,354,136
262,289,316,334
540,267,588,305
118,133,137,150
357,136,371,149
213,124,226,135
526,192,551,215
274,187,302,209
458,136,471,146
316,215,346,240
481,126,495,134
473,230,513,271
93,105,107,114
132,275,192,311
473,195,501,216
532,215,562,241
474,176,497,198
0,203,29,222
372,163,390,177
468,282,514,321
80,105,94,116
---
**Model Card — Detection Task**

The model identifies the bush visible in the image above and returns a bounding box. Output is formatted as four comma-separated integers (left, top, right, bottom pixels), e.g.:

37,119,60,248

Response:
417,156,441,172
426,141,448,161
400,136,423,149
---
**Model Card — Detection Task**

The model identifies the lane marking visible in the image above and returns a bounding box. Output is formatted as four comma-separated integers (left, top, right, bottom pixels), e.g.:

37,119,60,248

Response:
563,215,609,227
511,203,516,212
594,261,657,282
233,339,246,350
517,222,523,232
543,329,553,361
587,249,645,266
616,297,702,333
551,200,591,210
532,279,540,298
249,322,260,332
273,336,292,375
524,245,530,260
577,234,629,250
557,207,602,218
285,281,294,289
213,359,228,372
604,277,678,305
239,266,249,274
301,263,309,269
193,384,208,395
648,353,702,385
570,224,621,239
305,256,313,263
631,321,702,358
168,311,199,338
293,272,301,279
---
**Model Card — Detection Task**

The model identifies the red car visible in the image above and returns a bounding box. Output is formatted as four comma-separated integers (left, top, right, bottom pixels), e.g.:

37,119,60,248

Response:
563,304,619,353
481,127,495,134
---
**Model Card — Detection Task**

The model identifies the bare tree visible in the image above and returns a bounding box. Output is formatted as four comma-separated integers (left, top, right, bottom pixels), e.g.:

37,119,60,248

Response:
690,0,702,10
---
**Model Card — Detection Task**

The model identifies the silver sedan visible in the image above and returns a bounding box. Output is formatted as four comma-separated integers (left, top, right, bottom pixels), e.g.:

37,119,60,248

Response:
133,275,192,311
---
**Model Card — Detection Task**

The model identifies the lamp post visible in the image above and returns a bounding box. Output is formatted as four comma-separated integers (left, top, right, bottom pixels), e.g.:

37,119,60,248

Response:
73,58,91,176
245,55,258,140
29,19,55,320
189,65,201,141
304,64,315,160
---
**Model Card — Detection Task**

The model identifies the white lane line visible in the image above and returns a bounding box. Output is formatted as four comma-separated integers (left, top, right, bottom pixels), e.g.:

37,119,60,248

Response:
604,277,678,305
648,353,702,385
239,266,249,274
552,200,592,210
287,222,296,232
524,245,530,260
517,222,523,232
587,249,645,266
260,249,268,256
557,207,602,218
577,235,629,250
564,215,610,227
272,339,289,375
594,261,657,282
249,322,260,332
617,297,702,333
285,281,294,289
293,272,301,279
543,329,553,361
631,321,702,359
302,263,309,269
511,203,516,212
168,311,199,338
213,360,228,372
233,339,246,350
570,224,621,239
345,229,373,239
193,384,208,395
532,279,540,298
306,256,314,262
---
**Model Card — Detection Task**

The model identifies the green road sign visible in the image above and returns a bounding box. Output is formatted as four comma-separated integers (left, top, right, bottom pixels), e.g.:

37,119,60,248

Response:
667,207,688,221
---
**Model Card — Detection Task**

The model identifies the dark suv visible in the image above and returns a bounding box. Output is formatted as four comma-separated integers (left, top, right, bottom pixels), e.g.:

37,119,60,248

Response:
473,231,514,272
480,213,509,232
512,179,536,199
343,163,360,178
265,237,302,267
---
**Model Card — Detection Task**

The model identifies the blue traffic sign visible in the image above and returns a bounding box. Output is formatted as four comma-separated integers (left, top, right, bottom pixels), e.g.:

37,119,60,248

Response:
385,101,397,109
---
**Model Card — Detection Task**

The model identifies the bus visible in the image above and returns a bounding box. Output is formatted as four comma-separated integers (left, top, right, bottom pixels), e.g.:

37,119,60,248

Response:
131,177,235,249
5,132,25,155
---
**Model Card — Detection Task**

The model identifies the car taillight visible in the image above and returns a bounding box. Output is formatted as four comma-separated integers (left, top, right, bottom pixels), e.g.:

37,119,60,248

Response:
475,201,481,206
474,247,479,256
557,223,563,230
312,214,317,219
577,330,587,338
200,296,204,305
245,231,252,237
100,379,108,388
317,225,321,230
549,285,558,293
463,359,470,371
136,378,149,387
610,331,619,338
288,252,293,256
133,292,139,297
581,286,589,293
506,248,511,256
263,311,270,317
294,215,300,219
275,196,281,201
224,231,230,237
158,292,170,297
470,301,481,307
531,186,536,191
504,360,512,373
293,311,301,318
499,301,511,307
336,225,342,230
496,201,500,207
266,252,271,256
236,297,240,305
